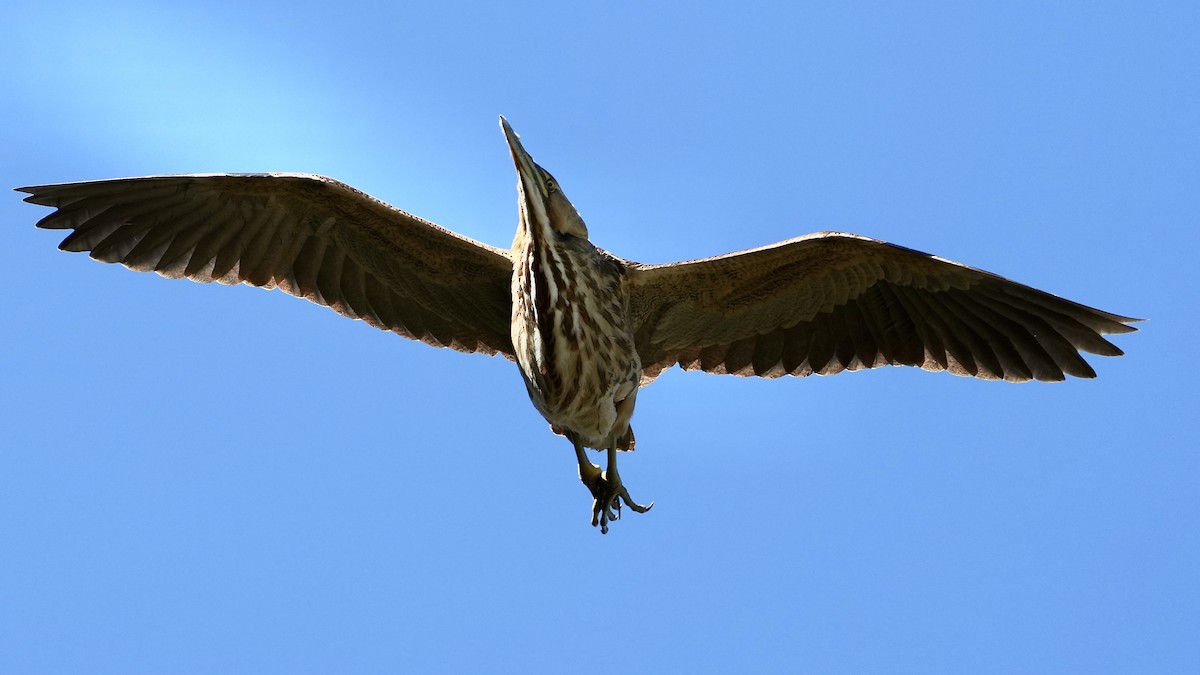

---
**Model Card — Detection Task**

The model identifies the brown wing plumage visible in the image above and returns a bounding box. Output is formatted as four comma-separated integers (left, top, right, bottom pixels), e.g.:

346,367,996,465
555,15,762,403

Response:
628,232,1139,383
19,173,515,356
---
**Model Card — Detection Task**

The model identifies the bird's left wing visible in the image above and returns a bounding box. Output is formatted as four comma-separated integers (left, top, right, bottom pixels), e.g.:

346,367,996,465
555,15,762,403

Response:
627,232,1139,383
19,174,515,356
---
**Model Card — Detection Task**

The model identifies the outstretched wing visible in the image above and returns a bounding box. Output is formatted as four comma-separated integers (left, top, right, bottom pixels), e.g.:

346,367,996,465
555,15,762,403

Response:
628,232,1139,383
19,174,515,356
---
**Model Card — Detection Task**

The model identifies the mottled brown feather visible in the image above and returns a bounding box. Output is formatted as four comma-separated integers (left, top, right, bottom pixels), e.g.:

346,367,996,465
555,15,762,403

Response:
19,173,515,357
629,232,1139,383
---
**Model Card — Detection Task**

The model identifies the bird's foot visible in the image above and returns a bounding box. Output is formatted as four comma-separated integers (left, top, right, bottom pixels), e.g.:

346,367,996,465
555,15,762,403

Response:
578,461,653,534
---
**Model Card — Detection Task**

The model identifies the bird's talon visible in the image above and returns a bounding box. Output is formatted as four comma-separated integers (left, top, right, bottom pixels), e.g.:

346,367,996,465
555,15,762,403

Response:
580,465,650,533
617,487,653,514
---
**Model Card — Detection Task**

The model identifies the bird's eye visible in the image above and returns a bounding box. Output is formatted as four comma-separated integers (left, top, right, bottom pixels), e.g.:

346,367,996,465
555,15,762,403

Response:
544,179,558,194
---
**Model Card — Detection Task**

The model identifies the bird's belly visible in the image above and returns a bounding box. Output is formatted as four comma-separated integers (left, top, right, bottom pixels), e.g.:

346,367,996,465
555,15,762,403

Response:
512,300,640,448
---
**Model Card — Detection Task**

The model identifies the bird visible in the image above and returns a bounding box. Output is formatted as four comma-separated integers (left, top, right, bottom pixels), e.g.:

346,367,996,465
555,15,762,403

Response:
18,116,1139,533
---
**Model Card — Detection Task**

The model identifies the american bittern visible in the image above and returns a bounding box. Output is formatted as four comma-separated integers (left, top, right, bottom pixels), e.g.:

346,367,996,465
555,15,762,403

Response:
19,117,1139,533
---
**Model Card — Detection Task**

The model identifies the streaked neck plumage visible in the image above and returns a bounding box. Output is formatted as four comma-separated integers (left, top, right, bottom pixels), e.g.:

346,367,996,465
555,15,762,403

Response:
502,118,640,450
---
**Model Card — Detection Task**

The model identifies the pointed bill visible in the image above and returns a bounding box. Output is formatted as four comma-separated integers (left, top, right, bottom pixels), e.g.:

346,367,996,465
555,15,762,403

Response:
500,116,549,198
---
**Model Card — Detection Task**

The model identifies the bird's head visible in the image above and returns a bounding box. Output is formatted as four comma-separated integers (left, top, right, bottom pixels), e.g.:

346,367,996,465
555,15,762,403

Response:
501,116,590,241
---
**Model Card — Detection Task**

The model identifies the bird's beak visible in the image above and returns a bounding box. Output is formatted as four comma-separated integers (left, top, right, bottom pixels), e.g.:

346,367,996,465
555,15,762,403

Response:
499,116,589,240
500,116,545,198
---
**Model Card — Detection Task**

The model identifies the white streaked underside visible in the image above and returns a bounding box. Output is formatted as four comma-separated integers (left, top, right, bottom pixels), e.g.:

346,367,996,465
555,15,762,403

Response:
511,215,640,449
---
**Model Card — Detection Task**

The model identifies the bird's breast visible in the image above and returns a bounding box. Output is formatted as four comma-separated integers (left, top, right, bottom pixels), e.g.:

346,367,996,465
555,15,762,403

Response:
511,239,640,446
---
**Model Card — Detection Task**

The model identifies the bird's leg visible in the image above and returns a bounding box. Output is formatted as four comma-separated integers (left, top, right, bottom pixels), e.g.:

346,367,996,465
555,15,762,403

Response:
573,439,652,534
601,445,654,529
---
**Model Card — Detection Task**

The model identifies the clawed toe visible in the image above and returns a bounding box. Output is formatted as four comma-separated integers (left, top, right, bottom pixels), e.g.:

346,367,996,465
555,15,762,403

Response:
583,471,653,534
574,442,651,534
619,485,653,514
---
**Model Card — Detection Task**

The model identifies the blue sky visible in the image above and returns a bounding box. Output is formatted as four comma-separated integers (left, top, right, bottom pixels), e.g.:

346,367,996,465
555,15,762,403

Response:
2,1,1196,672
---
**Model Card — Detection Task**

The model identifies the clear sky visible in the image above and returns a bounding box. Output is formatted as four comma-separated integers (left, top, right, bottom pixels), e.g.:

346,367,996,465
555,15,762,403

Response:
2,1,1196,672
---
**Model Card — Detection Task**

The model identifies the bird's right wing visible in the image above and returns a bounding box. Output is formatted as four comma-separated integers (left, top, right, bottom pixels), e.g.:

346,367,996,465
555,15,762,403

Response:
628,232,1139,383
19,174,516,356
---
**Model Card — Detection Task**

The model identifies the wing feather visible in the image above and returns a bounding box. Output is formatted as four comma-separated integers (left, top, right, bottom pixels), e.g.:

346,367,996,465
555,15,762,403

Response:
20,173,515,357
629,232,1138,383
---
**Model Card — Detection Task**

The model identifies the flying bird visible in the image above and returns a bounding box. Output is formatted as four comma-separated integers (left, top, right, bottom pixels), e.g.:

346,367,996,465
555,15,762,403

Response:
18,117,1139,533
